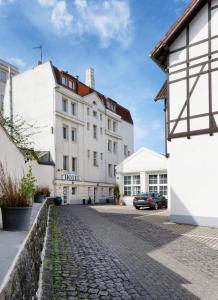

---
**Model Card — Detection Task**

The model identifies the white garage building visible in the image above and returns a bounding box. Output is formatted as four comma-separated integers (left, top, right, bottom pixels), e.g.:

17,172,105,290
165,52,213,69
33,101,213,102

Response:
116,147,168,206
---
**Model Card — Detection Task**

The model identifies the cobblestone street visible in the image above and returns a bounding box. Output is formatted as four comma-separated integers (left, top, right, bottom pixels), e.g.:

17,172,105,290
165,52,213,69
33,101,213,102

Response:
41,205,218,300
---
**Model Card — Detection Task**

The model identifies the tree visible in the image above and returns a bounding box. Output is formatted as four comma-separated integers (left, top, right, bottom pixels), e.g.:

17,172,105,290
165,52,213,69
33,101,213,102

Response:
0,114,39,150
114,184,120,205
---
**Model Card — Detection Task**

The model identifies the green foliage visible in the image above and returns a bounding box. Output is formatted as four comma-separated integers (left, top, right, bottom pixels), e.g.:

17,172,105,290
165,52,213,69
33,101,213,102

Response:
0,163,36,207
114,184,120,205
35,186,50,197
0,114,39,150
19,166,36,203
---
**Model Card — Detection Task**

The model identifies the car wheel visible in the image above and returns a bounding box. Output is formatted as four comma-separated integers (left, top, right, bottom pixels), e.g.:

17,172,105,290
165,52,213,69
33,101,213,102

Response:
154,203,158,210
136,207,141,210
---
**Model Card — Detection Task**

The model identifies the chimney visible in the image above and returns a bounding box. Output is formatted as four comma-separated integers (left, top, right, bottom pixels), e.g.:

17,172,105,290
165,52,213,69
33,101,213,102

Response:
85,67,95,89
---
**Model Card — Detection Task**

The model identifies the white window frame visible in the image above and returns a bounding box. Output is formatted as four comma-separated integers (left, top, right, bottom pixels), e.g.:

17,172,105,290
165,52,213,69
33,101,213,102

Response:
124,175,141,196
63,125,69,140
63,155,69,171
62,98,68,112
148,174,168,196
93,125,97,139
71,102,76,116
93,151,98,167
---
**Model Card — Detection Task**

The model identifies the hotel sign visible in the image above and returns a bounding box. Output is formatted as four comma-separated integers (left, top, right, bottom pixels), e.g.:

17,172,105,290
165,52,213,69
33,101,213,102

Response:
62,173,81,182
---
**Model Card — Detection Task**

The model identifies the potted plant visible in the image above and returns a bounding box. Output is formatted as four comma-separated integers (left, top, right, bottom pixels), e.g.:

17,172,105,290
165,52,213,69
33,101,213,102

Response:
114,184,120,205
34,186,50,203
0,163,36,231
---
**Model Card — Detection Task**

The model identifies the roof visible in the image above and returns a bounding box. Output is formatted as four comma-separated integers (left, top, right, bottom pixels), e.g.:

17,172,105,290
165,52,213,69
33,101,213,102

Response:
53,66,133,125
116,147,167,173
155,81,167,101
151,0,205,70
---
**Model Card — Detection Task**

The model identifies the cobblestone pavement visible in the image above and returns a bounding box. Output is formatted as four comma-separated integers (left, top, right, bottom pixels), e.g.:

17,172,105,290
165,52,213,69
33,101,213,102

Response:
41,205,218,300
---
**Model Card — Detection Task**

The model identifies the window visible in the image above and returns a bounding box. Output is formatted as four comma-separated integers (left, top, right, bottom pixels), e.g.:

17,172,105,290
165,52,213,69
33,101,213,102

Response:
69,81,75,90
160,185,168,196
108,140,112,152
159,174,167,184
113,121,117,132
71,128,76,142
87,107,90,115
108,164,112,177
93,152,98,167
62,98,68,112
113,142,117,153
114,165,117,177
148,174,168,196
87,122,90,130
61,76,67,85
72,187,76,195
124,176,131,185
63,125,69,140
149,186,158,193
100,114,102,121
108,118,112,130
93,111,97,118
87,150,90,157
124,175,141,196
124,186,131,196
128,151,131,156
124,145,128,156
63,155,69,171
100,153,103,160
71,102,76,115
72,157,77,172
0,94,4,112
0,70,7,82
149,175,158,184
93,125,97,139
109,187,113,197
100,127,103,135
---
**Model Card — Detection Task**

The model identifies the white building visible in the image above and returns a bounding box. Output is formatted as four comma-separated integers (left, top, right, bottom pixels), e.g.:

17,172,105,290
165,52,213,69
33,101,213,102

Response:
151,0,218,227
0,59,18,113
116,147,168,206
0,123,54,194
4,61,134,204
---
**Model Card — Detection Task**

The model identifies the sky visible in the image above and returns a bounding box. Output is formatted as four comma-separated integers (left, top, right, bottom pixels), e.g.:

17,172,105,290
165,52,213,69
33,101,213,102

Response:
0,0,190,154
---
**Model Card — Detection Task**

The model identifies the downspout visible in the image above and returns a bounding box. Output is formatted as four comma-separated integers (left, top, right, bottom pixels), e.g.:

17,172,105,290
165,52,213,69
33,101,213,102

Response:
9,66,13,137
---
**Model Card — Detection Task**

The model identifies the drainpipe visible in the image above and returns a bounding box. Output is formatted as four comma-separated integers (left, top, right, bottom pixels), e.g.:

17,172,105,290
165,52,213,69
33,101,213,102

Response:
9,66,13,137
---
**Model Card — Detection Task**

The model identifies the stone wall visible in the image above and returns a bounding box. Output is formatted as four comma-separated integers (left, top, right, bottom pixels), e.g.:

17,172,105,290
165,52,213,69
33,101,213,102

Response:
0,198,53,300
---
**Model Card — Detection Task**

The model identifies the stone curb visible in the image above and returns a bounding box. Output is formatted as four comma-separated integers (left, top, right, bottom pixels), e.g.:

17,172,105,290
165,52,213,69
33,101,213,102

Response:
0,198,53,300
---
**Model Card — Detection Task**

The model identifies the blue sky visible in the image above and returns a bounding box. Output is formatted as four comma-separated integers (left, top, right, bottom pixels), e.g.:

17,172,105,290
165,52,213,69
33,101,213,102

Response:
0,0,190,154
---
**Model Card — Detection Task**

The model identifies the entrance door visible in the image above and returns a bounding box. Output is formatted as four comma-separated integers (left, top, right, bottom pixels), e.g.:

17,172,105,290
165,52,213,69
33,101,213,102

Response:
63,186,69,204
94,187,97,204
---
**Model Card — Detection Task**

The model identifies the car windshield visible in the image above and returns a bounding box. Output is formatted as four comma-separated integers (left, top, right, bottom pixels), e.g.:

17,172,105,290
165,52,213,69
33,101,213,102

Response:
141,193,155,197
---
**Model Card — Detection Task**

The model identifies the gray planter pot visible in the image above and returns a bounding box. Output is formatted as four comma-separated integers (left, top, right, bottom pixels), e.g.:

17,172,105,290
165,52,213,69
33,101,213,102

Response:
1,207,32,231
34,194,45,203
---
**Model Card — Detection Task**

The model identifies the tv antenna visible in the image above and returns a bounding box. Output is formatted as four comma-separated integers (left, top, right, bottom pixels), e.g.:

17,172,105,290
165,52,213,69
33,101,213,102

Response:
33,45,43,64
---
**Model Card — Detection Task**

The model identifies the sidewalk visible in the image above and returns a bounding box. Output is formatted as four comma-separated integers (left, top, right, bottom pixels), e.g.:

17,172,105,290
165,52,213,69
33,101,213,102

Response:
0,204,42,284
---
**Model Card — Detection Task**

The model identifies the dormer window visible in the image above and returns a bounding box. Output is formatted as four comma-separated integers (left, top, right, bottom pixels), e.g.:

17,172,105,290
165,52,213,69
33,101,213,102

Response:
61,76,67,85
69,80,75,90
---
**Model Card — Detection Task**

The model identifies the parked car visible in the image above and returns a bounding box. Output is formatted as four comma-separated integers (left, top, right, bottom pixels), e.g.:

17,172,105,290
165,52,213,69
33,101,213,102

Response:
133,192,167,210
54,196,62,206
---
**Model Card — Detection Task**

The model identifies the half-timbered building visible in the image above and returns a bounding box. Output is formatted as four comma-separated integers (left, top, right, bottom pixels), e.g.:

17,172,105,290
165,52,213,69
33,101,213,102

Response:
151,0,218,227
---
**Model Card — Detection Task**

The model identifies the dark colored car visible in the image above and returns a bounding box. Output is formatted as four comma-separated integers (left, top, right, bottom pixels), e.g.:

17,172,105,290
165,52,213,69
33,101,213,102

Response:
54,196,62,206
133,192,167,210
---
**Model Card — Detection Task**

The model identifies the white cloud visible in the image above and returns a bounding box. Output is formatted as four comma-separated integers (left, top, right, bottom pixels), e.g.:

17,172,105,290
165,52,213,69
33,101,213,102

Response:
37,0,133,48
51,1,73,33
10,57,26,67
74,0,133,48
38,0,57,7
